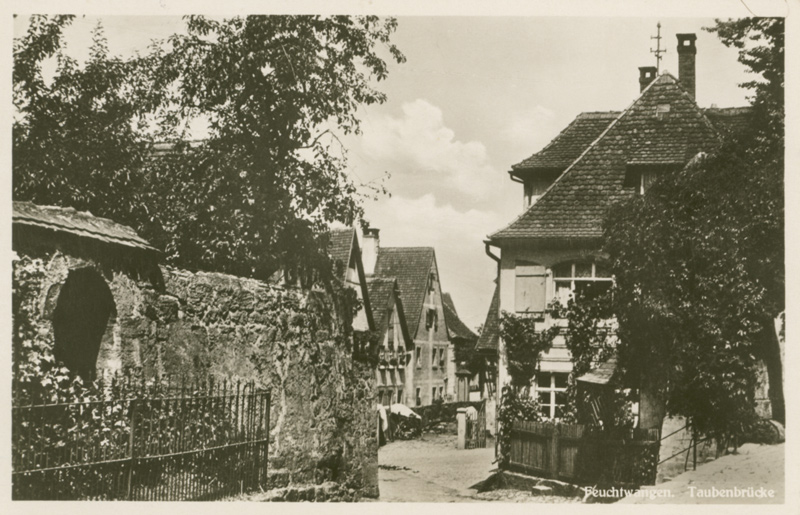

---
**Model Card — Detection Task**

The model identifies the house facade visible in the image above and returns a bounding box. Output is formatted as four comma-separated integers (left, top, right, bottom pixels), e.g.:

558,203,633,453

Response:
441,293,479,402
362,227,456,406
485,33,769,423
367,276,414,406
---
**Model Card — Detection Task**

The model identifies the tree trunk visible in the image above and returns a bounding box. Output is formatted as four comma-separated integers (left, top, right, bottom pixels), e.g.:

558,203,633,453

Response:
762,319,785,424
639,385,667,431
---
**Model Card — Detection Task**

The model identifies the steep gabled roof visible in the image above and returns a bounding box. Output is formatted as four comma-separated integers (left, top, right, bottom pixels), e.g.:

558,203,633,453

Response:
442,293,478,342
329,227,356,281
475,283,500,354
374,247,436,334
490,74,723,243
366,276,412,346
13,201,159,253
511,111,620,174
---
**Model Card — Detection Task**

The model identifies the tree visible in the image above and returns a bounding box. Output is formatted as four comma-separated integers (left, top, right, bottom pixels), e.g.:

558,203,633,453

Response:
603,18,784,437
13,15,405,281
144,16,404,279
13,16,161,229
705,18,784,160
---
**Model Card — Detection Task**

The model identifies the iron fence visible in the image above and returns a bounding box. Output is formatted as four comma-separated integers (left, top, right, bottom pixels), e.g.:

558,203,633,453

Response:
12,380,270,500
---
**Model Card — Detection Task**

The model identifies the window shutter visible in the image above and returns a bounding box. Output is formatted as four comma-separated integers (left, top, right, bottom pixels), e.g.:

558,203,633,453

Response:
515,263,547,312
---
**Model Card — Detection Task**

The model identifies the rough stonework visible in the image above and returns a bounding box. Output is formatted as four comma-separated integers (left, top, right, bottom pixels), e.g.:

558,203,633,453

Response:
12,247,379,501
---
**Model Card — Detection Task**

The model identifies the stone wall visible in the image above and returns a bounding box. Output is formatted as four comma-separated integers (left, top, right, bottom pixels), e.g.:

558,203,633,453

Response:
12,248,379,500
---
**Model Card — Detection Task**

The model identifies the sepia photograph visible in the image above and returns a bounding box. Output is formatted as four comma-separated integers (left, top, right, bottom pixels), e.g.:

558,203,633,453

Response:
7,0,792,507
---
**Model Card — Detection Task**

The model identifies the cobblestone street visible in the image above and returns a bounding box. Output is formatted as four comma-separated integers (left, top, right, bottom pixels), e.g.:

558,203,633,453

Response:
377,432,580,503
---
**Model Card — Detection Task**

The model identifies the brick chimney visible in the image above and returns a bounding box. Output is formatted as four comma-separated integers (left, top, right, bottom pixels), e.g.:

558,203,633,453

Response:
676,33,697,99
362,224,380,275
638,66,658,92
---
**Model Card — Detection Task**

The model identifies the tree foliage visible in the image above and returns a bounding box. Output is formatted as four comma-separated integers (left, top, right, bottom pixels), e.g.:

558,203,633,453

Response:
705,18,784,160
13,16,160,229
604,148,782,438
600,18,784,439
13,15,405,281
498,312,559,389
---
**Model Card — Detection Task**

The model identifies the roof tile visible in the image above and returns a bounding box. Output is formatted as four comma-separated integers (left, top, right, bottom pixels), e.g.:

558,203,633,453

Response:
13,201,158,252
490,74,725,242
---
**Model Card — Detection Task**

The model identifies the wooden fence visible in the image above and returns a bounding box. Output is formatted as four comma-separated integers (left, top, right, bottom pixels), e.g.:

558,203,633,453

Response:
508,420,660,486
12,380,270,500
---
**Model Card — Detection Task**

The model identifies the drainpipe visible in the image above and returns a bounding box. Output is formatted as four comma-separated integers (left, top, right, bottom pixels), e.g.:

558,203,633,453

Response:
484,241,500,277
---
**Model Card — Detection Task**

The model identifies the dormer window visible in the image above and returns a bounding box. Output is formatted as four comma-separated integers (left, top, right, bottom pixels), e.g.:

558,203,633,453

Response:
639,169,659,194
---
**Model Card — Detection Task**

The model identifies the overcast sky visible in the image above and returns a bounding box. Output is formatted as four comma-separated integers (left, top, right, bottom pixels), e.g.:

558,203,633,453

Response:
11,12,770,330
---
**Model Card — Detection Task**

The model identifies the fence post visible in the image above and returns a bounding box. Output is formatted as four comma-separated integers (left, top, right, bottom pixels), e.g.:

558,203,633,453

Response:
126,399,138,501
549,423,560,479
456,408,467,450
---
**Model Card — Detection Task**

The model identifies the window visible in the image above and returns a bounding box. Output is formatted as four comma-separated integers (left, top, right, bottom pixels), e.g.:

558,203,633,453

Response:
515,262,547,313
432,387,437,402
416,388,421,407
523,177,553,208
387,308,395,347
438,386,444,401
438,348,445,369
639,169,660,194
397,388,403,404
425,274,438,331
536,372,568,419
426,307,438,331
416,347,421,368
553,261,612,307
432,347,438,369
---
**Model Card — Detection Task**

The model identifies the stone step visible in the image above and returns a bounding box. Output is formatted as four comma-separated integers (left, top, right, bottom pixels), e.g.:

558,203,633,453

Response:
530,485,553,496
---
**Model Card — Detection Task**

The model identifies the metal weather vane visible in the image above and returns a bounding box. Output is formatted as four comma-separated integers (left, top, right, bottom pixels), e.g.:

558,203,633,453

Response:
650,22,666,73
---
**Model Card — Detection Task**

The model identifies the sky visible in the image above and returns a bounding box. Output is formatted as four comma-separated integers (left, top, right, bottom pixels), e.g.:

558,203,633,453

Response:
10,13,766,330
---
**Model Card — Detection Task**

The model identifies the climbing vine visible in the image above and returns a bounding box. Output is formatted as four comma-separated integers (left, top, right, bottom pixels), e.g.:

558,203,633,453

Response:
498,311,559,390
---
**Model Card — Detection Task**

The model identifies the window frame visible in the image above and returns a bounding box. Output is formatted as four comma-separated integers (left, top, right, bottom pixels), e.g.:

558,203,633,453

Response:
552,261,613,308
536,372,568,419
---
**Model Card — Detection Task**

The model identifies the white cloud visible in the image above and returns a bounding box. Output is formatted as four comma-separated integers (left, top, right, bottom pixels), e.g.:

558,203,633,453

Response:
357,99,501,207
362,193,506,330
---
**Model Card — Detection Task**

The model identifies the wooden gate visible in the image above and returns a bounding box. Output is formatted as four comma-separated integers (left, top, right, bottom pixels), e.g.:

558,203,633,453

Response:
508,420,659,486
465,403,487,449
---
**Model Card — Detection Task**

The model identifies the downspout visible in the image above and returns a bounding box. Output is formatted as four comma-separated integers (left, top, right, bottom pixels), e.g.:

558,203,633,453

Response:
484,240,500,278
484,239,502,460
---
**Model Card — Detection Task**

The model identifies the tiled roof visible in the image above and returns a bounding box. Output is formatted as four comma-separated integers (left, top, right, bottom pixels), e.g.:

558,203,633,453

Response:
329,227,355,281
475,283,500,353
366,277,397,330
366,276,412,346
374,247,435,333
12,201,158,253
490,74,723,242
511,112,620,173
442,293,478,342
702,106,753,137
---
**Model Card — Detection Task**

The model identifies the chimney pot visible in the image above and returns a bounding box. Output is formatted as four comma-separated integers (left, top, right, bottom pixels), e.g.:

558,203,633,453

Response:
676,33,697,99
362,224,380,275
638,66,658,92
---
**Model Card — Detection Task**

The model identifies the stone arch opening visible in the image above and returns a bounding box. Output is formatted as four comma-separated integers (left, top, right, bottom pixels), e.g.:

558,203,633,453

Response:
52,267,117,381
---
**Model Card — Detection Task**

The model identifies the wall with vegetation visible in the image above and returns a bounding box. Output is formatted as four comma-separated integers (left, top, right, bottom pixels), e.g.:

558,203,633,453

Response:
12,249,379,500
